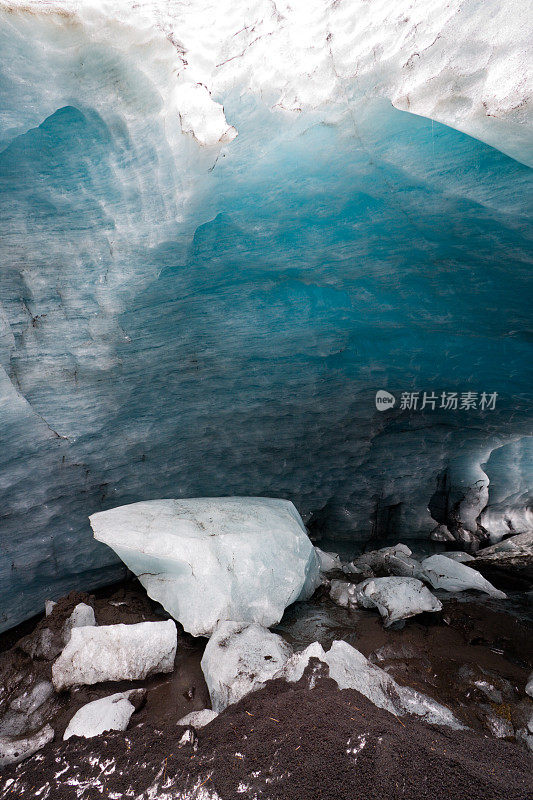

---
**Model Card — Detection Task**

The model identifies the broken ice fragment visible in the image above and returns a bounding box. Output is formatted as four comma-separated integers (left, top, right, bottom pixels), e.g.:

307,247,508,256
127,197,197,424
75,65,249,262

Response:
315,547,342,572
52,621,177,690
0,725,54,767
62,603,96,645
355,577,442,627
420,555,506,598
278,640,463,729
63,691,143,740
329,579,358,610
177,709,219,728
201,621,292,712
442,551,476,563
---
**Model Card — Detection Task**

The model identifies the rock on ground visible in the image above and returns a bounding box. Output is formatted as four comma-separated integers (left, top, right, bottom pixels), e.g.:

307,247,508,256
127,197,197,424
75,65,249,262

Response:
420,554,506,598
474,532,533,583
201,621,292,712
52,621,177,690
90,497,320,637
355,577,442,627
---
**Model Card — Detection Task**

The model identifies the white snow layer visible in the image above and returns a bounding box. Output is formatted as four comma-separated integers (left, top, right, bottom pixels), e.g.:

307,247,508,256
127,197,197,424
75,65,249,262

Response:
52,620,177,690
1,0,531,166
201,621,292,712
90,497,320,636
63,692,136,740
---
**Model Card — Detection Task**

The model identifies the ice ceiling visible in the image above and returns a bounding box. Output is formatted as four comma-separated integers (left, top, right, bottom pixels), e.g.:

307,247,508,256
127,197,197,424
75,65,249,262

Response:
0,0,532,631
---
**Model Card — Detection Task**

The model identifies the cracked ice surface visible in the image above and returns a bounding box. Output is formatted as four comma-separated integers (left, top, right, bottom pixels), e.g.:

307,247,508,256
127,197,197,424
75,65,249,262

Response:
90,497,321,636
0,0,532,630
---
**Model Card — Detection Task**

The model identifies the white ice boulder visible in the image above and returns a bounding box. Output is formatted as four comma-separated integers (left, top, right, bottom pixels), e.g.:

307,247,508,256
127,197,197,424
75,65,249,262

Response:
52,620,177,690
63,691,140,740
177,709,219,728
278,640,463,728
526,673,533,698
420,554,506,599
329,579,358,610
315,547,342,573
355,577,442,627
0,725,54,767
200,621,292,712
90,497,320,637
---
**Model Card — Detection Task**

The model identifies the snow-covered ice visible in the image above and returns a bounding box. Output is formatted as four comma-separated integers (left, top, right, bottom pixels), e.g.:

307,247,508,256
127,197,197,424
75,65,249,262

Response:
201,621,292,712
420,555,506,598
91,498,320,637
52,621,177,690
355,577,442,627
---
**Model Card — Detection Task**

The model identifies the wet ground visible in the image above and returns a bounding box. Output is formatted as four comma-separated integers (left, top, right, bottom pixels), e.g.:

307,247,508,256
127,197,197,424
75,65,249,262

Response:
0,578,532,797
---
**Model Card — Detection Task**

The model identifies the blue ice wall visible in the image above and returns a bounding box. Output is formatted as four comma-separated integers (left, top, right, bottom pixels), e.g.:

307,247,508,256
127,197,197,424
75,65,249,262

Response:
0,82,532,630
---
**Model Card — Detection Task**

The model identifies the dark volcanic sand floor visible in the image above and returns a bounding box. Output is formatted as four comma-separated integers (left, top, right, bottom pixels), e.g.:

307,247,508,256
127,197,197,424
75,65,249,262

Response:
1,580,532,799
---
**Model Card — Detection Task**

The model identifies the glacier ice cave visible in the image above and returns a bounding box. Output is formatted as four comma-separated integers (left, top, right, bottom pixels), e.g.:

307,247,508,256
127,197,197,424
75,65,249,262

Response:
0,0,532,634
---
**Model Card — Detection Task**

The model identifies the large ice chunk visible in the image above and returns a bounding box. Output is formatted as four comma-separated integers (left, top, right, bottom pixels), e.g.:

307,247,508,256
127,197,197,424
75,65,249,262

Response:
420,555,506,598
355,577,442,627
200,621,292,712
63,691,140,740
52,621,177,690
278,640,463,728
90,498,320,637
